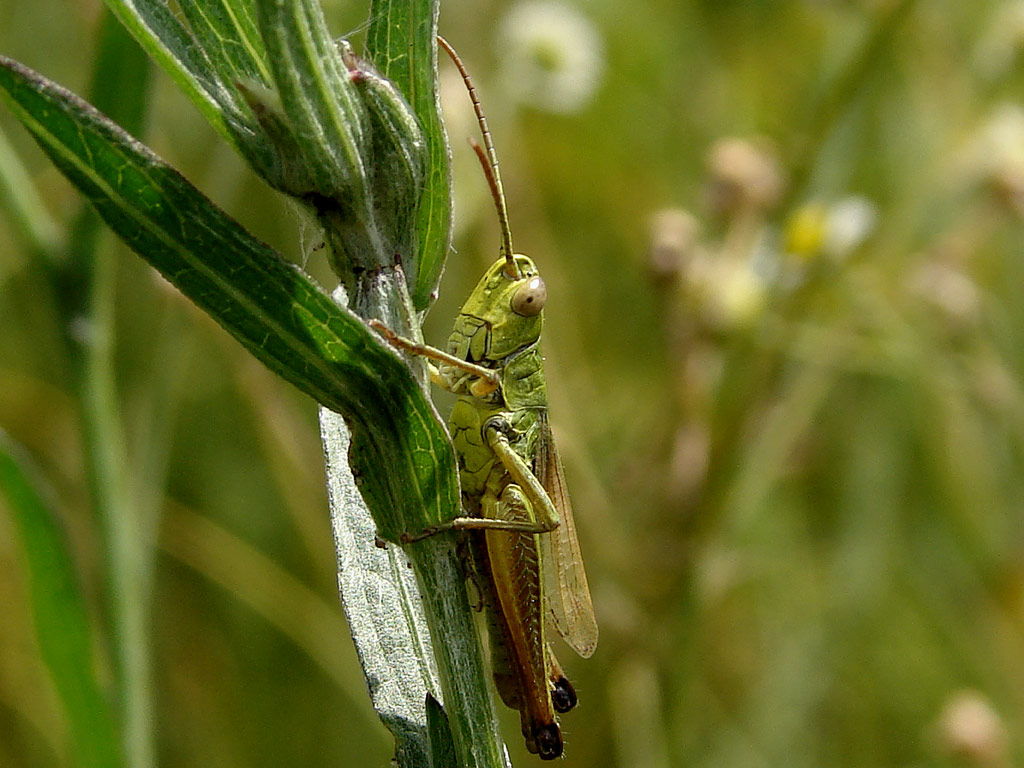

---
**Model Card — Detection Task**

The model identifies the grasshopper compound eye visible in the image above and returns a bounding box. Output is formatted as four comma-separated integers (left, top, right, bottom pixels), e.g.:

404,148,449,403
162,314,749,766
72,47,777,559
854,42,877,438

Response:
511,276,547,316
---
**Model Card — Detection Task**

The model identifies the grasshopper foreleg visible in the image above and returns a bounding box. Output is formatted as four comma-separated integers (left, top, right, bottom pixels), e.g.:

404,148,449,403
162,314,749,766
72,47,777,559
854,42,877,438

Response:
368,319,499,395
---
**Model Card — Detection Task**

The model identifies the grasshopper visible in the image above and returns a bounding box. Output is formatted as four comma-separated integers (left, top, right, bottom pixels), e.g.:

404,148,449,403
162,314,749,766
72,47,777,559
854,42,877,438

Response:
370,37,598,761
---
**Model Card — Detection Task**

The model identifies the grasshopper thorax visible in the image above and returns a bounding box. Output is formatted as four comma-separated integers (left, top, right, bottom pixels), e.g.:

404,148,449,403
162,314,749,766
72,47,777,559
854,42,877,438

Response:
459,254,547,360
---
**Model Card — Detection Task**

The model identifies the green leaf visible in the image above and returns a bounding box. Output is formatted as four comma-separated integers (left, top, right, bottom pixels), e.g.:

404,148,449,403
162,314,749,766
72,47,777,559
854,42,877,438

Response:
100,0,247,143
102,0,440,309
0,432,122,768
426,693,458,768
0,55,458,543
323,396,509,768
321,406,440,766
176,0,271,86
99,0,280,183
60,8,153,300
324,400,509,768
255,0,369,207
367,0,451,311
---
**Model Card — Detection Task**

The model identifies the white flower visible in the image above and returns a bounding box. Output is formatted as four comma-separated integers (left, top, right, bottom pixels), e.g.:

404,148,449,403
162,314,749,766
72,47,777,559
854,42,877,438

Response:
498,2,605,114
823,197,877,258
647,208,701,281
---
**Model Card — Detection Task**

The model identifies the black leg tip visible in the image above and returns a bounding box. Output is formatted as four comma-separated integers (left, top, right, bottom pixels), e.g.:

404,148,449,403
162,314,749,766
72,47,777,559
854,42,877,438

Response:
552,676,578,713
534,723,563,760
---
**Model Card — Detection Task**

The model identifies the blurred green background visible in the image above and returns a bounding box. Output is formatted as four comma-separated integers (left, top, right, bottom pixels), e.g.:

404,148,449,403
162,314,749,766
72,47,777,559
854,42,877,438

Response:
3,0,1024,766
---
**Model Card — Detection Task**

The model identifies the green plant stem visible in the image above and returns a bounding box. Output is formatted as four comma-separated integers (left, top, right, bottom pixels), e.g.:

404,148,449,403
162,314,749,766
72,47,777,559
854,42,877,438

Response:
337,266,509,768
408,539,510,768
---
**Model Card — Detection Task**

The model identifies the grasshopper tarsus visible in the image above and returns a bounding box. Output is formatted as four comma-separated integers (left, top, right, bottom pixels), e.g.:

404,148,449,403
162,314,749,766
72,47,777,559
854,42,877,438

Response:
551,677,577,713
367,318,400,343
483,415,517,443
399,525,441,545
469,375,499,397
532,723,563,761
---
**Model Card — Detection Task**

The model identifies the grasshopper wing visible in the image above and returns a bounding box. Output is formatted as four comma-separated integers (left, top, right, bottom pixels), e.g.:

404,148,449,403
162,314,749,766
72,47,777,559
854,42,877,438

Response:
536,416,598,658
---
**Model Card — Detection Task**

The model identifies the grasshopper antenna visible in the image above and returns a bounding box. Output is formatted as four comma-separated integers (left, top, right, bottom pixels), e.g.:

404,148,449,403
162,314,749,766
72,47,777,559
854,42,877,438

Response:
438,35,521,279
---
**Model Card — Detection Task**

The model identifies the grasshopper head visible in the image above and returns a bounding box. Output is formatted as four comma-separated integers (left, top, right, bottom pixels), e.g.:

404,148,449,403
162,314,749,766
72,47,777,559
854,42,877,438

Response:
460,254,547,360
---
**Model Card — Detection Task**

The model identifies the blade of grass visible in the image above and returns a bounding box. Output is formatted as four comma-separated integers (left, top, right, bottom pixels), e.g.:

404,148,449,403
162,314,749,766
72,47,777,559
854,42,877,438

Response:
0,123,60,258
786,0,918,202
66,18,157,768
159,503,386,738
0,431,122,768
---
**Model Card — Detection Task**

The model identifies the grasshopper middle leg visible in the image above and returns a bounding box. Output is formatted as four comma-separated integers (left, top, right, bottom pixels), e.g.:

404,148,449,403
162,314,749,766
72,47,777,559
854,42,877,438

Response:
400,417,561,543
